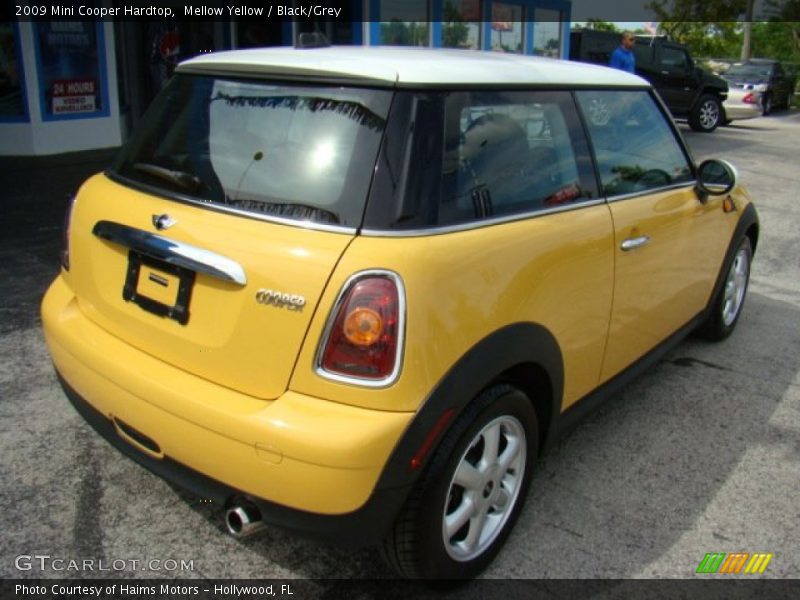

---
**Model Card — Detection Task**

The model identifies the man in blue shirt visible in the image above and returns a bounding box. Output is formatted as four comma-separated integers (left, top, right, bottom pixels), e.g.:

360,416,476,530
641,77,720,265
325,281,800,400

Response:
609,31,636,73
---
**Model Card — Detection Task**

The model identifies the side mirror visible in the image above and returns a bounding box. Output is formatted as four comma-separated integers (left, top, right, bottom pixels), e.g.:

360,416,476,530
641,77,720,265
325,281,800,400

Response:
696,158,738,198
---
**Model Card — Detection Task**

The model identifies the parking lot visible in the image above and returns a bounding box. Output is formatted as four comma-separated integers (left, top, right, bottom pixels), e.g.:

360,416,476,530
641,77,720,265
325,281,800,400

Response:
1,111,799,586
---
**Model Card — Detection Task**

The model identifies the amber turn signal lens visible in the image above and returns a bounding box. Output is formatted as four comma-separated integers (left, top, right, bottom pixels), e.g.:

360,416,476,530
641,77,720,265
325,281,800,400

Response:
723,196,736,213
320,274,402,380
343,307,383,347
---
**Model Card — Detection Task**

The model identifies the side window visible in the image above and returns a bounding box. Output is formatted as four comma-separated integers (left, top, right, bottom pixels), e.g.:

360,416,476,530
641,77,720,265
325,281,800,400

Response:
576,90,693,198
438,90,597,226
661,47,689,71
633,43,654,66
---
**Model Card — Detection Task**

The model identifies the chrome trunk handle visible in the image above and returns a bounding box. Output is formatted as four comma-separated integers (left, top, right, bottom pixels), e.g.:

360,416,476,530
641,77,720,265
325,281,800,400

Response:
93,220,247,286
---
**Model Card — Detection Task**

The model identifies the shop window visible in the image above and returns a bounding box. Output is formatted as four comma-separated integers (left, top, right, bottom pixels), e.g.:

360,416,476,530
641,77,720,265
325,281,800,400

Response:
0,20,27,120
491,3,524,54
380,0,430,46
533,9,562,58
236,20,283,49
296,21,355,45
442,0,481,50
34,22,109,120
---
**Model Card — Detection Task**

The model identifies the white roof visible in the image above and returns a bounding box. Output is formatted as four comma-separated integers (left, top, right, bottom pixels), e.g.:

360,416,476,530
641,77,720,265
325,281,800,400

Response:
178,46,648,88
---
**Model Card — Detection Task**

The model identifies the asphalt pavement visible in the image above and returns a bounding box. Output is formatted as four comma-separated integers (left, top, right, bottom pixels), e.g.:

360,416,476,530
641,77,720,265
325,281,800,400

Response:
1,111,798,593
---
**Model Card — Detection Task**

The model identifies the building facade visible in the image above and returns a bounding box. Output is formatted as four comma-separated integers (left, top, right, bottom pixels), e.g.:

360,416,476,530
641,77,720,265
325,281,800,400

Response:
1,0,572,155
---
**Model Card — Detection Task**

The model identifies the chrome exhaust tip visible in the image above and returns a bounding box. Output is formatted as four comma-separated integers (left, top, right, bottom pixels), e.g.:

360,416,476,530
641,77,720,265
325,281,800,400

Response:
225,502,265,538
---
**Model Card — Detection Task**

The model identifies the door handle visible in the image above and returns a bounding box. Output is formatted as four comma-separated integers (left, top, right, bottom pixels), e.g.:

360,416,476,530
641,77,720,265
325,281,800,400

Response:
621,235,651,251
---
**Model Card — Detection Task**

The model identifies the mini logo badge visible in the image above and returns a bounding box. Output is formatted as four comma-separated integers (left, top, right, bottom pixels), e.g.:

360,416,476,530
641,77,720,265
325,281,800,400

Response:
152,214,177,231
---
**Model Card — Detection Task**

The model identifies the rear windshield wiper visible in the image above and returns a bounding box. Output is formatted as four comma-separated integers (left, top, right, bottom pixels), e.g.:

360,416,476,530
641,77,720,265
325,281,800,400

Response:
133,163,202,193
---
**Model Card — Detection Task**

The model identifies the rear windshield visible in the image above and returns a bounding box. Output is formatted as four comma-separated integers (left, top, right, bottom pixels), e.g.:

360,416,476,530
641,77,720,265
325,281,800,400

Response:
110,75,393,228
725,63,773,83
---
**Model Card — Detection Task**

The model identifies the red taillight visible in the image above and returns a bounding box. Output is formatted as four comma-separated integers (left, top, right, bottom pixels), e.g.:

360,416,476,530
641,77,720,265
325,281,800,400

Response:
319,273,404,383
61,194,76,271
743,92,757,104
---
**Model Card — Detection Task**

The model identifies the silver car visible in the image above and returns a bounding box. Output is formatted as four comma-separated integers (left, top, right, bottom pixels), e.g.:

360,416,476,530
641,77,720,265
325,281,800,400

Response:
723,87,763,123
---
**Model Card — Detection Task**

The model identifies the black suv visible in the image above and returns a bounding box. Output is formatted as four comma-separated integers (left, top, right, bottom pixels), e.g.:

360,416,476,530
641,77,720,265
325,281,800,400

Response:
570,30,729,132
722,59,795,115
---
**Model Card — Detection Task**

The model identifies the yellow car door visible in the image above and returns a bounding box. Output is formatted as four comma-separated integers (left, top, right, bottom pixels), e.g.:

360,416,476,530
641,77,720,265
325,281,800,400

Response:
575,90,725,382
603,186,724,381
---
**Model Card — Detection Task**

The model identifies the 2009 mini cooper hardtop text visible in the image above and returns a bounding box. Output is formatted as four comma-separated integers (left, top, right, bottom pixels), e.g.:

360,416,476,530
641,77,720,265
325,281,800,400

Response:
42,46,758,579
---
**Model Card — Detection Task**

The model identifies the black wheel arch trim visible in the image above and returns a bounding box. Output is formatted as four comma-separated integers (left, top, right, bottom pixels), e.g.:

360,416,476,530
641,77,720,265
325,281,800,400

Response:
708,202,759,307
372,322,564,492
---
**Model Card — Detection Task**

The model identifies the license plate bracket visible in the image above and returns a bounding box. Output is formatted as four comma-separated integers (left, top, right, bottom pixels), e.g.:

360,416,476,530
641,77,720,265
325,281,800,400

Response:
123,251,196,325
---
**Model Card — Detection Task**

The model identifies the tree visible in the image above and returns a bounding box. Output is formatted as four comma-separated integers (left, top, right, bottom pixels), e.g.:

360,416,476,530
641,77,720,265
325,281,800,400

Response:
584,19,619,32
647,0,747,22
648,21,743,57
380,20,429,46
443,1,471,48
764,1,800,62
648,0,748,57
751,21,800,61
647,0,800,62
740,0,756,60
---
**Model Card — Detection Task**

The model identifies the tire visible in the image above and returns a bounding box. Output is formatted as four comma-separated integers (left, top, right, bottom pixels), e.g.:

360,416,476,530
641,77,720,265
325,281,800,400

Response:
762,93,772,116
381,385,538,580
697,237,752,341
689,94,722,132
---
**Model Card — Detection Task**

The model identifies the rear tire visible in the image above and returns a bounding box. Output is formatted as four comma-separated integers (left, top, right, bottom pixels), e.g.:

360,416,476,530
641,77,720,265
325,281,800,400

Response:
762,93,773,116
381,385,538,580
689,94,722,132
697,236,752,341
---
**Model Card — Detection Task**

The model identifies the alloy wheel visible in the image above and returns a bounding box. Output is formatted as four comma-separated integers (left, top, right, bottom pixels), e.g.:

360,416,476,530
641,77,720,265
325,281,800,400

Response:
442,415,527,562
722,246,750,327
699,99,720,130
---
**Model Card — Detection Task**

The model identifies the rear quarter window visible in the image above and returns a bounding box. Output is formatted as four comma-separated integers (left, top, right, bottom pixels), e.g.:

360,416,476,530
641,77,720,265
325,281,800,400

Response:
365,89,599,231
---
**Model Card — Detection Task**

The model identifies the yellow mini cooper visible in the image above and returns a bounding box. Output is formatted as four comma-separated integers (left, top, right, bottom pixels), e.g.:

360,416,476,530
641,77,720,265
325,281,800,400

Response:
42,46,758,579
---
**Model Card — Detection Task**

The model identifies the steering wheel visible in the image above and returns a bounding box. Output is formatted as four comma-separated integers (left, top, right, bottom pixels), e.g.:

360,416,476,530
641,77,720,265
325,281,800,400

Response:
635,169,671,188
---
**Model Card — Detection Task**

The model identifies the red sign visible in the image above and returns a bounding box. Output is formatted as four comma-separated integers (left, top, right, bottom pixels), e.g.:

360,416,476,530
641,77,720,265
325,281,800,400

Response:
51,79,97,114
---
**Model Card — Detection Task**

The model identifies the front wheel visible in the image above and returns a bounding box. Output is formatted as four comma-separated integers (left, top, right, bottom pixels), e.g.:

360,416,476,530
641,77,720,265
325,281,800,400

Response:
689,94,722,132
381,385,538,580
697,236,752,341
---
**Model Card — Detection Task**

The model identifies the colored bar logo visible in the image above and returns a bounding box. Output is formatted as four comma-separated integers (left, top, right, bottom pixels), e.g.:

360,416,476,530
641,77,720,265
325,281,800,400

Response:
696,552,773,574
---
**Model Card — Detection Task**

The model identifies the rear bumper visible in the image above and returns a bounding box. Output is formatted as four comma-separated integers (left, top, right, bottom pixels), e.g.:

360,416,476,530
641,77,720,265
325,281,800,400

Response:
723,99,762,120
56,373,410,546
42,274,413,546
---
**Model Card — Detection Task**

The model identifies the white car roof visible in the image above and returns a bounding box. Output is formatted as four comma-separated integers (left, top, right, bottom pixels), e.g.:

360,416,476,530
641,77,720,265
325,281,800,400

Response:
178,46,648,88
